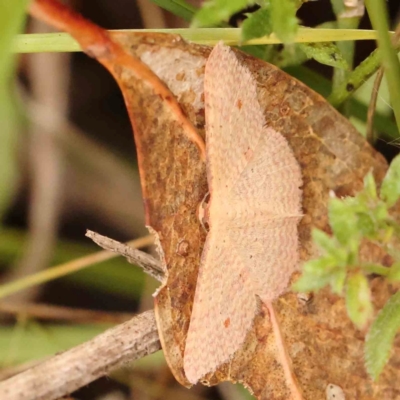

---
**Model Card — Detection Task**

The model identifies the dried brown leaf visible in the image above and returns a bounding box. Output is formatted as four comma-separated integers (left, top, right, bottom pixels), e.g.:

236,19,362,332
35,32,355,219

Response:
30,2,400,398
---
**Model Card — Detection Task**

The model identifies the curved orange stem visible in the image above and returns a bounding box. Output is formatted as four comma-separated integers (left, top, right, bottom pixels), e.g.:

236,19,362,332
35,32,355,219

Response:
29,0,206,160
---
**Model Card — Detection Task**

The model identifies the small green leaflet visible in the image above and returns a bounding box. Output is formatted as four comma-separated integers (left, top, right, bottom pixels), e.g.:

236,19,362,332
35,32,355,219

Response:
345,273,373,329
365,291,400,380
270,0,298,43
363,171,378,200
299,42,349,69
241,7,272,42
192,0,254,27
312,228,338,254
380,154,400,208
387,261,400,282
292,256,338,292
328,197,359,247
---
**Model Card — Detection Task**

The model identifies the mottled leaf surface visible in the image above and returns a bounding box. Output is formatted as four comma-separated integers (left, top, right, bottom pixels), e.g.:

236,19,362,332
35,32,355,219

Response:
31,3,400,397
241,7,272,42
102,34,398,399
299,42,349,69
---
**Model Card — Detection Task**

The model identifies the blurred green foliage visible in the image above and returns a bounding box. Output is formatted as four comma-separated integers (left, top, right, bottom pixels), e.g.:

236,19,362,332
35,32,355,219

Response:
0,0,28,219
241,7,272,42
149,0,197,22
0,322,109,366
269,0,298,43
0,229,145,299
192,0,249,27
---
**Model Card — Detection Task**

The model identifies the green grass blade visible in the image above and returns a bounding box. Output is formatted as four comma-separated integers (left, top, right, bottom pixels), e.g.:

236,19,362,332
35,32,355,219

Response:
14,28,383,53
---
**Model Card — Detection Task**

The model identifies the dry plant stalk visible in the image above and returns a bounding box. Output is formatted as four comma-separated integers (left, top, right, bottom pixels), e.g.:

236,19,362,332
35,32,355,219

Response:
0,311,160,400
0,302,134,324
86,230,164,282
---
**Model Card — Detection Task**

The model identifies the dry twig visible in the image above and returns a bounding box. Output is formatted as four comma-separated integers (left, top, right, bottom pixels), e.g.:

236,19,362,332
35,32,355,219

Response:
0,310,161,400
86,230,164,282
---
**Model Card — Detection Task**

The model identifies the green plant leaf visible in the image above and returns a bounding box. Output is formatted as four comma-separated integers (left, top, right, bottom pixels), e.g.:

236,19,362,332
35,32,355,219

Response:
331,268,347,295
330,0,345,16
270,0,298,43
373,202,389,222
363,263,390,277
356,212,376,238
312,229,338,254
365,291,400,380
150,0,197,22
241,7,272,42
380,154,400,207
292,269,332,292
299,42,349,69
387,261,400,282
363,171,378,200
192,0,252,27
328,198,359,246
346,273,373,328
292,256,340,292
302,256,338,276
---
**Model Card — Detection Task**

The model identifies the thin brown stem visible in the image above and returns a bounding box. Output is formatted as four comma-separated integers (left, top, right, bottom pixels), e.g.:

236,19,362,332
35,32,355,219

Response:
264,302,304,400
0,310,160,400
29,0,206,161
0,302,134,324
366,67,384,143
0,234,154,300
